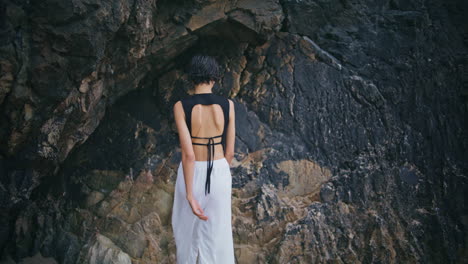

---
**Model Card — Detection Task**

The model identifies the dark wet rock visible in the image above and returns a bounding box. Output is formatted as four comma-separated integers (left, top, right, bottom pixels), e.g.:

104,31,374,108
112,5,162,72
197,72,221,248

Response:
0,0,467,263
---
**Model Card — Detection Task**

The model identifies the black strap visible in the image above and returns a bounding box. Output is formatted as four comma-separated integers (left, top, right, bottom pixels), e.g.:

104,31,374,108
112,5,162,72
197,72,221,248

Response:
192,135,223,140
192,134,223,195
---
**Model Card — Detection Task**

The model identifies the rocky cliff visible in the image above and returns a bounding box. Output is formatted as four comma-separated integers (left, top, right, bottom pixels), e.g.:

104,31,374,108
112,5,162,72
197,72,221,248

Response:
0,0,467,263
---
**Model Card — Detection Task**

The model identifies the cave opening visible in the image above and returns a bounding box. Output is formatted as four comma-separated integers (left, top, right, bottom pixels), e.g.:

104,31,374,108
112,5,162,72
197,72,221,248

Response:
114,17,262,132
32,17,262,210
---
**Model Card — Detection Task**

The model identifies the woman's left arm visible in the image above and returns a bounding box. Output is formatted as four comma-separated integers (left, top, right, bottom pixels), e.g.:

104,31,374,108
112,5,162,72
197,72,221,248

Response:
173,101,196,200
174,101,208,221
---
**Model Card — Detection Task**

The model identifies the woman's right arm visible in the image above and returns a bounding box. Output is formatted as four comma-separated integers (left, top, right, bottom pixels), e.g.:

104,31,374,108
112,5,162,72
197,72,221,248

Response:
225,99,236,165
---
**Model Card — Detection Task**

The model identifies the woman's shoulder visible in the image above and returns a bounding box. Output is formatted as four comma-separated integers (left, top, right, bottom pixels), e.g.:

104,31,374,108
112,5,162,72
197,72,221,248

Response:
177,95,192,105
172,100,182,112
176,93,232,106
217,95,233,105
210,93,232,103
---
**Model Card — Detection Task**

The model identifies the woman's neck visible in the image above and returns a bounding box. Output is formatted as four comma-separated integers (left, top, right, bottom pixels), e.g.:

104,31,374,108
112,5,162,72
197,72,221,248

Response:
193,82,214,94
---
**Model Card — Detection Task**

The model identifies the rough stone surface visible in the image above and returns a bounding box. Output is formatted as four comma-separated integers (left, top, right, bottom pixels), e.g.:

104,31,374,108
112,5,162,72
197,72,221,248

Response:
0,0,467,263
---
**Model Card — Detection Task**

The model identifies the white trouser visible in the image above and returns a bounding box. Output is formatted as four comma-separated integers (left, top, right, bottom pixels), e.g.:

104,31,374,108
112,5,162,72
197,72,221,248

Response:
172,157,235,264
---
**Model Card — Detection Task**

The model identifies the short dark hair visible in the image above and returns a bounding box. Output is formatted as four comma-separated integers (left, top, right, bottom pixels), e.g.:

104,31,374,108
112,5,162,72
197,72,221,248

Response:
187,54,221,85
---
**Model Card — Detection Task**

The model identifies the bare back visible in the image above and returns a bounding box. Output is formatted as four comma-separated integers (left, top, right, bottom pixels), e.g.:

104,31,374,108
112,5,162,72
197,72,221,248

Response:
175,92,235,195
180,93,232,162
191,104,225,161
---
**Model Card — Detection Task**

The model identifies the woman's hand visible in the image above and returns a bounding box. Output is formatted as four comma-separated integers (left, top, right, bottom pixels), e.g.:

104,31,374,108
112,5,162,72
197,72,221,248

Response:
187,196,208,221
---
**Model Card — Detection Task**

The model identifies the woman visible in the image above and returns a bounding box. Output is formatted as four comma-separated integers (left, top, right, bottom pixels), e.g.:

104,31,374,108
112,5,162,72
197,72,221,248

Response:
171,54,236,263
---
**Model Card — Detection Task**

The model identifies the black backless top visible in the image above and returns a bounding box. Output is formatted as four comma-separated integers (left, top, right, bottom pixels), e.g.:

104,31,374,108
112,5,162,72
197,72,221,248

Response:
180,93,230,195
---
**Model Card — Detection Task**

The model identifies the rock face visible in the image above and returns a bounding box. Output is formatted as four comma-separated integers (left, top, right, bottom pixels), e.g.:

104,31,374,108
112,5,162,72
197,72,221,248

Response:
0,0,467,263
